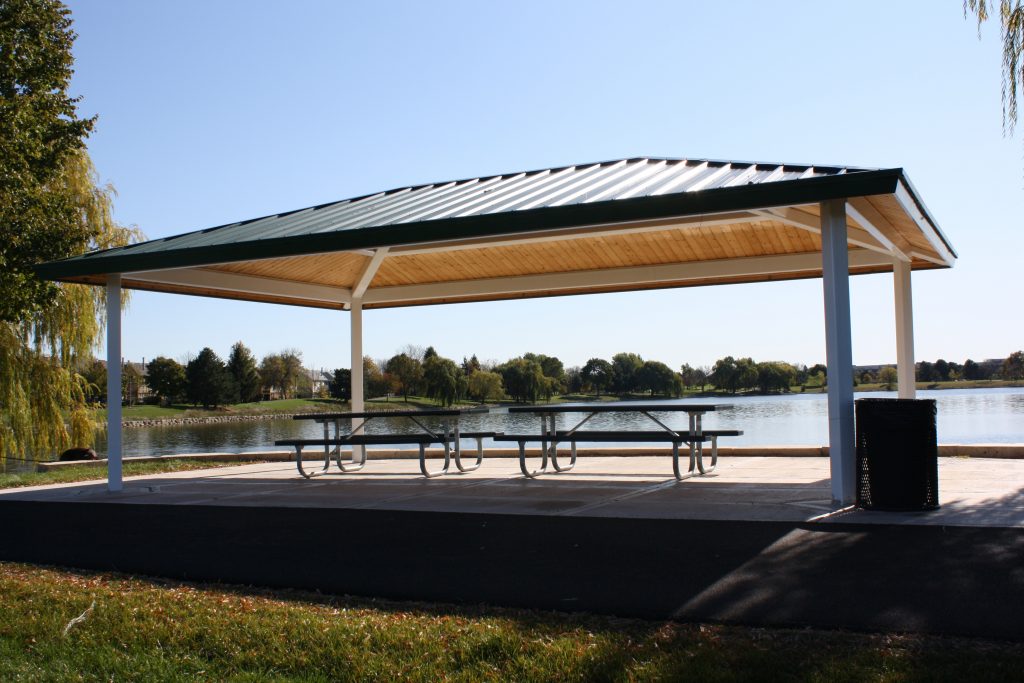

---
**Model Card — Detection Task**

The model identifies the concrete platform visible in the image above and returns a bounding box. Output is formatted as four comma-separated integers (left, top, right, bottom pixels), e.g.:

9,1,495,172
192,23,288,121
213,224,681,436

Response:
2,456,1022,639
4,456,1022,527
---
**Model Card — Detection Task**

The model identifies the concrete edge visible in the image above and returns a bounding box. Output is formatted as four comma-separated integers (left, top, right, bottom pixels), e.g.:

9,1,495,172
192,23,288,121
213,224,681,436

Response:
35,443,1024,471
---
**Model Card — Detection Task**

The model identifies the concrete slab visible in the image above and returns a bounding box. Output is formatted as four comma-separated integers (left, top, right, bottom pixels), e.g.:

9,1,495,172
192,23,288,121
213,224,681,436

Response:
2,456,1021,528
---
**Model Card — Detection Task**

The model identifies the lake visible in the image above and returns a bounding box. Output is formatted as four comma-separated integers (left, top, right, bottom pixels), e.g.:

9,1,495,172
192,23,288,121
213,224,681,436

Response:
86,387,1024,460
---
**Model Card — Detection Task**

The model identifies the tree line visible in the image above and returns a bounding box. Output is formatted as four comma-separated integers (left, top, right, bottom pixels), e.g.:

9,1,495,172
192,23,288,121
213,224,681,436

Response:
322,348,835,406
77,343,324,409
322,347,1024,406
79,345,1024,410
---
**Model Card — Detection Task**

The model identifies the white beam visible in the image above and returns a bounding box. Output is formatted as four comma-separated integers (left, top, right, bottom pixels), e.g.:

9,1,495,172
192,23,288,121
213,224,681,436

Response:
845,200,909,261
907,250,949,267
363,249,895,306
894,259,916,398
755,207,892,256
388,211,767,257
350,298,365,464
893,181,956,266
820,199,856,507
126,267,351,305
105,274,123,492
352,248,389,298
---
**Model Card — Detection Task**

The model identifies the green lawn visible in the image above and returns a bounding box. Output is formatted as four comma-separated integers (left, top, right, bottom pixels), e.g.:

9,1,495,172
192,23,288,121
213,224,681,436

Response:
0,458,269,490
110,398,348,422
1,562,1022,682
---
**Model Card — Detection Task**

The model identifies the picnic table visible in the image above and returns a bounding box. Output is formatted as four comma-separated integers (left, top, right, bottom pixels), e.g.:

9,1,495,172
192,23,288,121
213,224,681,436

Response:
276,407,492,479
495,403,739,479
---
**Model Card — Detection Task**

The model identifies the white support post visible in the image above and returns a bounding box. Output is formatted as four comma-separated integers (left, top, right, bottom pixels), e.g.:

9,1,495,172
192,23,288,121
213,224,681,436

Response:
820,199,856,507
350,298,365,464
105,274,123,492
893,259,916,399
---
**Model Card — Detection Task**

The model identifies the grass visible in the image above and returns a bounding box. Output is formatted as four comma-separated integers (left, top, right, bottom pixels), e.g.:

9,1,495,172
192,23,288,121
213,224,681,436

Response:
109,398,348,422
1,562,1022,682
0,458,267,490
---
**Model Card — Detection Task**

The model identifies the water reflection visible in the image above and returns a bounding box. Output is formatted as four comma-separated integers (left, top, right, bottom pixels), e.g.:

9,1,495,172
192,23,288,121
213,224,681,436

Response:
92,387,1024,459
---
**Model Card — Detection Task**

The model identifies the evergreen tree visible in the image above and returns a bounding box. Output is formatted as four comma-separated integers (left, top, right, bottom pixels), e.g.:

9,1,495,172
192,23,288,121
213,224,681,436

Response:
185,348,236,409
226,342,261,403
328,368,351,400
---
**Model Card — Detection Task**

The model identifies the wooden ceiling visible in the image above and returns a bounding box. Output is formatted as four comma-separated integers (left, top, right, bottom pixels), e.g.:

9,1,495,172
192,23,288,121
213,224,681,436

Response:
77,191,953,310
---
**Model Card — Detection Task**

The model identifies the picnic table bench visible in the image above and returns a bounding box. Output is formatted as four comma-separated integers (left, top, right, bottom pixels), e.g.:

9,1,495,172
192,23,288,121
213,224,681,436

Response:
496,403,741,479
275,408,491,478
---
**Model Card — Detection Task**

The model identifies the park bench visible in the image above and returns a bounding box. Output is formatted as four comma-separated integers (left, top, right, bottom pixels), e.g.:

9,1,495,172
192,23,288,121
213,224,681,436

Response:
492,429,743,480
276,431,496,479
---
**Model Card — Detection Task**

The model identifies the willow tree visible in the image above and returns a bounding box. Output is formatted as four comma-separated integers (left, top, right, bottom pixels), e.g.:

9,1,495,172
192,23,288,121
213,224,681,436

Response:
966,1,1024,134
0,0,141,462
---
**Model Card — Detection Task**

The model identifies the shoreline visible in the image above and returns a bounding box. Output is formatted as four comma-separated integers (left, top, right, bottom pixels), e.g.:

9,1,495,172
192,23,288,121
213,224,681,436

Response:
120,382,1024,427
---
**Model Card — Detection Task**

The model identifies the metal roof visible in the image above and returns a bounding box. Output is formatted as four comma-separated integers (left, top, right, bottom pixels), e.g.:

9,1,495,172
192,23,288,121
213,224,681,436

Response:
34,156,954,280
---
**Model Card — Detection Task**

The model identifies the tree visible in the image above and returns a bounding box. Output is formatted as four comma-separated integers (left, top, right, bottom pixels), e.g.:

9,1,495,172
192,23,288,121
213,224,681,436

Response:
496,357,545,403
916,360,934,383
185,348,236,409
79,358,107,400
422,354,465,407
963,358,982,380
0,1,141,460
467,370,503,403
462,354,481,376
279,349,303,399
384,353,423,401
259,354,286,399
363,357,387,398
1,0,96,322
146,357,186,405
328,368,351,401
122,363,142,405
610,352,644,395
933,359,951,382
581,358,613,396
756,361,797,394
637,360,677,397
879,366,898,390
564,366,583,394
226,342,261,403
710,356,739,393
966,1,1024,138
1001,350,1024,379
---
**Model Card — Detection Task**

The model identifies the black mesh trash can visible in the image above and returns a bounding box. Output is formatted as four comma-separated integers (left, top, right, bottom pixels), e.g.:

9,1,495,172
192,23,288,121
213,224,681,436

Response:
856,398,939,511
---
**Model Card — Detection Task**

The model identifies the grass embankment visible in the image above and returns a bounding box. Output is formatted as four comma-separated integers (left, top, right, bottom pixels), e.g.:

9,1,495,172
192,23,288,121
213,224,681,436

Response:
111,398,347,422
0,459,268,490
1,563,1022,682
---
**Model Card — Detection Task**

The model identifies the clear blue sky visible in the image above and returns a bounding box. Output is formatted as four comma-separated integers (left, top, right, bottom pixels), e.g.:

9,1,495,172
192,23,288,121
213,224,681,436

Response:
66,0,1022,372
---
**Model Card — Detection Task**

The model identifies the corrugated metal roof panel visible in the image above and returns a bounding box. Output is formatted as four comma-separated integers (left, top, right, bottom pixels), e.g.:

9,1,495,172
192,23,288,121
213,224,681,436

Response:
36,156,954,279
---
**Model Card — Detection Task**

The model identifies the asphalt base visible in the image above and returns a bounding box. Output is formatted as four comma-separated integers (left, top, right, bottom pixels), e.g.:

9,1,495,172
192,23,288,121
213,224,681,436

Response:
1,500,1021,640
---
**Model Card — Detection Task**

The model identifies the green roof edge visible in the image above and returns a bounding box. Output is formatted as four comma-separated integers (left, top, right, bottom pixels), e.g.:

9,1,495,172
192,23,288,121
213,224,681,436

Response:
35,169,910,280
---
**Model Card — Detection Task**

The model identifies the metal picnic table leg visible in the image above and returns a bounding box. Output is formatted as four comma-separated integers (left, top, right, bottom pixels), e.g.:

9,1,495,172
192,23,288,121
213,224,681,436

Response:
549,414,577,472
294,444,329,479
419,437,451,478
295,423,331,478
691,411,712,475
335,417,367,473
519,438,549,478
452,420,483,473
672,440,697,481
